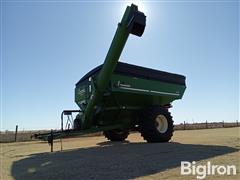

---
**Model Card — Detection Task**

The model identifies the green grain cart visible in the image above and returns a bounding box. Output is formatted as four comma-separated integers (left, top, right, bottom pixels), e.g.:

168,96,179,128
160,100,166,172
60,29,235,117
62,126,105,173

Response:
35,4,186,143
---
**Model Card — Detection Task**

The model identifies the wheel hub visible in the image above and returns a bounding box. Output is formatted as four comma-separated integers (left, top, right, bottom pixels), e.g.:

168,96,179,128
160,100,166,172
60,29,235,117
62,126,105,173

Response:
155,115,168,133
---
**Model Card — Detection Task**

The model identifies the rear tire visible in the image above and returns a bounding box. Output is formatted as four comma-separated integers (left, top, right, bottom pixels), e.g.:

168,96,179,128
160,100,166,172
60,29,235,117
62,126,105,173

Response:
104,129,129,141
139,106,174,142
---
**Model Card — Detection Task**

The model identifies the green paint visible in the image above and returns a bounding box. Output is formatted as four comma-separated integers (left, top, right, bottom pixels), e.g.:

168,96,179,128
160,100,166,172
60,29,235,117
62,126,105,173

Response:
74,4,186,132
81,4,146,128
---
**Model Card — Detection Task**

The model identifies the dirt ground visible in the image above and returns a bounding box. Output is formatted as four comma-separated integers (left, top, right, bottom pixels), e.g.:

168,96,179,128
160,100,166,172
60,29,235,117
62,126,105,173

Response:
1,127,239,180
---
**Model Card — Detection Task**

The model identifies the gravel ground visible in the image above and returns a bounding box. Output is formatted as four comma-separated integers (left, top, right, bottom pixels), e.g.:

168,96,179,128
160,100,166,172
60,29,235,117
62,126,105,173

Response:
1,127,239,180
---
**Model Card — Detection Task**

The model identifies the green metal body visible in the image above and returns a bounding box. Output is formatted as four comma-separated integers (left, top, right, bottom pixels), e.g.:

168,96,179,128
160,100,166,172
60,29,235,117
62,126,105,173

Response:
79,4,146,129
75,72,186,131
74,4,186,132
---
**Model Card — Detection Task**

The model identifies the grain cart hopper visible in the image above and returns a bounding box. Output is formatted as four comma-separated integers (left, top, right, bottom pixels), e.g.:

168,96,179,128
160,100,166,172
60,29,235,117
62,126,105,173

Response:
35,4,186,143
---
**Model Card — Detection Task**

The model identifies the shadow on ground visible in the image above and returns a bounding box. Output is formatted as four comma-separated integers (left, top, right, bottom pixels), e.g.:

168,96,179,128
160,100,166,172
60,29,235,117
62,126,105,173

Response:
11,141,238,180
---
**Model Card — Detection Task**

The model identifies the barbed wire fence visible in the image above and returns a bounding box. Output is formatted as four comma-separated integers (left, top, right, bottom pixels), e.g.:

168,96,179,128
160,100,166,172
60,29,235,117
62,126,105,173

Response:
0,120,239,143
174,120,239,130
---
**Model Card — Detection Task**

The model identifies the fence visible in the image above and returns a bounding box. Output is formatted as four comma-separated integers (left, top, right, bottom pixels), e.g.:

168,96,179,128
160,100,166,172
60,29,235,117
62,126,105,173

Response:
174,120,239,130
0,121,239,143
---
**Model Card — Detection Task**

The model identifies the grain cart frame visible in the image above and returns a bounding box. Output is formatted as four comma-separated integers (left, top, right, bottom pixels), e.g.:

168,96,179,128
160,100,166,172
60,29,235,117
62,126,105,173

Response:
35,4,186,143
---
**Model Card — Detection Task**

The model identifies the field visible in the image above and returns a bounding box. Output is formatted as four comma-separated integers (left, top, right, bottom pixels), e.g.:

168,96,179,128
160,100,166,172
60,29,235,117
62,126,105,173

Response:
1,127,239,180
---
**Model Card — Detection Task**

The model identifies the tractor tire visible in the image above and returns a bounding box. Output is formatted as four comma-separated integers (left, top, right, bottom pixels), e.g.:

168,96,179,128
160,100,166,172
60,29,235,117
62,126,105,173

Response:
103,129,129,141
139,106,174,142
73,119,81,130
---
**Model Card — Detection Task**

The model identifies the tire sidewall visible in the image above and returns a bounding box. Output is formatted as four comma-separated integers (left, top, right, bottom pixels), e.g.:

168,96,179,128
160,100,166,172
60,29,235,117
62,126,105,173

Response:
139,106,174,142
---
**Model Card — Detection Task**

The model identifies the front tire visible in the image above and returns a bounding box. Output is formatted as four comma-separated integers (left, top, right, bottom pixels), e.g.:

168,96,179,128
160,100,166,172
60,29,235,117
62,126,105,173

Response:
139,106,174,142
73,119,81,130
103,129,129,141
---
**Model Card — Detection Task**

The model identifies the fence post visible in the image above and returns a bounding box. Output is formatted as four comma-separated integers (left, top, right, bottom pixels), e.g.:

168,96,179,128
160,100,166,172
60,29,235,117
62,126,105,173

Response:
237,120,238,127
206,121,208,129
222,120,224,128
50,129,53,152
60,138,63,151
184,121,186,130
14,125,18,142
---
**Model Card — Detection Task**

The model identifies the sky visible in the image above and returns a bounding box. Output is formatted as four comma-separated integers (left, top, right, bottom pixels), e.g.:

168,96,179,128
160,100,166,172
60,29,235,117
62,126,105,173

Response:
1,0,239,131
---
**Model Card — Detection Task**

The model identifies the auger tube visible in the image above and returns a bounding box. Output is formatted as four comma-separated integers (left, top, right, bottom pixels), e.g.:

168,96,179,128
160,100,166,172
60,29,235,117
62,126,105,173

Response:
81,4,146,128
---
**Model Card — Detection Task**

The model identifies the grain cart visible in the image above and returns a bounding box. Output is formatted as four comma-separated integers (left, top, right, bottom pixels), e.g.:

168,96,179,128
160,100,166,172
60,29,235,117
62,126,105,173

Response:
35,4,186,144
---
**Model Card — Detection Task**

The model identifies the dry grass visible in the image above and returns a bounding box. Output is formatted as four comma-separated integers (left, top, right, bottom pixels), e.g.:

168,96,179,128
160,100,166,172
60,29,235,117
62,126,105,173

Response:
1,122,238,143
0,131,102,143
174,122,239,130
1,127,239,180
0,131,47,143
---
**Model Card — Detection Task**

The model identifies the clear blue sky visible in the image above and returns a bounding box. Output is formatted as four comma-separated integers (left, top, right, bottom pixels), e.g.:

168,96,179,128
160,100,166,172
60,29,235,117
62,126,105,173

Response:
1,0,239,131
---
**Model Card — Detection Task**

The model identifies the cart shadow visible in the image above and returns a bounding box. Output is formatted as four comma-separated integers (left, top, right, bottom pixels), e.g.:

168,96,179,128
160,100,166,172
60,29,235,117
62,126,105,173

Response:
11,141,238,180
